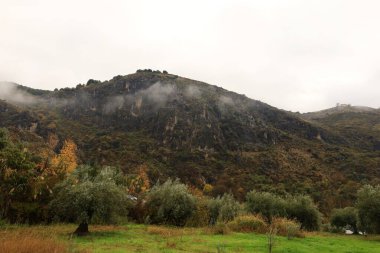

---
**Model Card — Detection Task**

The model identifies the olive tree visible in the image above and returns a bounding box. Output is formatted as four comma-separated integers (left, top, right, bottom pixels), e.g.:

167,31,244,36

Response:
245,191,286,223
49,165,132,235
208,193,240,225
356,184,380,234
245,191,321,231
144,179,195,226
330,207,358,234
285,195,321,231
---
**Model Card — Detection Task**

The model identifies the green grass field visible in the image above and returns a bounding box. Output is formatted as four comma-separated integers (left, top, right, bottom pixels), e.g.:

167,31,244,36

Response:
73,224,380,253
1,224,379,253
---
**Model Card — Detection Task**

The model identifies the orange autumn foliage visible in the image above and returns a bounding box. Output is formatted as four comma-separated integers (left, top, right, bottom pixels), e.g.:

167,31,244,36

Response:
51,139,78,173
129,164,150,194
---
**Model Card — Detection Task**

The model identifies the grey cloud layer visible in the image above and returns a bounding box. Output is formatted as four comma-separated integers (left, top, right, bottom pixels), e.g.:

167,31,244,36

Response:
1,0,380,112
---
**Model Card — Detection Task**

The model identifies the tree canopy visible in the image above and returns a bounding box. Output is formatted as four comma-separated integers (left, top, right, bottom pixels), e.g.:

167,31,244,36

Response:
330,207,358,234
356,184,380,234
145,179,195,226
49,165,133,235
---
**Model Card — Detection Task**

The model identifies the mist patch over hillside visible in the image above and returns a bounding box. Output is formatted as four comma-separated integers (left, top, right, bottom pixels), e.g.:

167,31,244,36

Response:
0,82,41,105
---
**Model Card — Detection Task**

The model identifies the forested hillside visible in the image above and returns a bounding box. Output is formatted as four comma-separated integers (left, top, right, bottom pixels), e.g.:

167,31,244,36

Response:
1,70,379,215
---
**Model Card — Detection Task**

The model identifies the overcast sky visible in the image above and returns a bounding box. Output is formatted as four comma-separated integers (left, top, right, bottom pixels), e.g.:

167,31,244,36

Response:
1,0,380,112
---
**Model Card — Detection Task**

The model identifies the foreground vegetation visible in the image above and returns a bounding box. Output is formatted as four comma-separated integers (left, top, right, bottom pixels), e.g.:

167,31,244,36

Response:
1,126,380,252
2,125,380,235
0,224,379,253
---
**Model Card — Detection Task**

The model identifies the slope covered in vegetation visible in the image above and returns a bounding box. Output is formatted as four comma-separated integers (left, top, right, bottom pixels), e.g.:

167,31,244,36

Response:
0,70,379,214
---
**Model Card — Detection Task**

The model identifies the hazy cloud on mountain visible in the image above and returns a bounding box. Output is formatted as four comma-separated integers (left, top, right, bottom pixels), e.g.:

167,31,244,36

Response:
1,0,380,112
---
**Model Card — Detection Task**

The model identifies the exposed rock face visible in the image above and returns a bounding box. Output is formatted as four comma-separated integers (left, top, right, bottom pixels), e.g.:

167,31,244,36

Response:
39,73,340,152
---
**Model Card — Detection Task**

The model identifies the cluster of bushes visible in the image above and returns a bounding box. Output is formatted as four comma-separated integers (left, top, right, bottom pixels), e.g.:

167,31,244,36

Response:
330,185,380,234
1,125,379,236
140,182,380,236
207,215,303,239
142,179,240,228
139,180,318,238
245,191,321,231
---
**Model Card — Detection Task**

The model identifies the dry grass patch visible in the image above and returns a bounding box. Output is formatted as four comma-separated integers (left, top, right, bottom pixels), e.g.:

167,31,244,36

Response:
272,217,304,239
147,226,185,237
204,223,231,235
0,235,68,253
89,225,128,233
165,241,177,248
227,214,267,233
0,225,89,253
147,225,198,238
0,229,70,253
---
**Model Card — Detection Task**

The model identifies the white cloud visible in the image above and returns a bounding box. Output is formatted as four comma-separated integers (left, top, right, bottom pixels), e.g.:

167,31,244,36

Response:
0,0,379,112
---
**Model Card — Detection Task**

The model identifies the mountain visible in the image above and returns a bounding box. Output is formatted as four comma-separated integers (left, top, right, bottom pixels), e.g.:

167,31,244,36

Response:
1,70,379,213
301,105,380,151
302,104,378,120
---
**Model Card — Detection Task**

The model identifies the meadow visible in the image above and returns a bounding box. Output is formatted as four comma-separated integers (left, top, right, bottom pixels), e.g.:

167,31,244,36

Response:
0,224,379,253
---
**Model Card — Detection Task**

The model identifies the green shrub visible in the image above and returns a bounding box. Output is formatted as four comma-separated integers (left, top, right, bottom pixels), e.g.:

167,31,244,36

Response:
285,195,321,231
186,196,210,227
356,184,380,234
227,214,267,233
0,219,9,227
245,191,286,222
208,193,240,225
245,191,321,231
330,207,358,233
145,179,195,226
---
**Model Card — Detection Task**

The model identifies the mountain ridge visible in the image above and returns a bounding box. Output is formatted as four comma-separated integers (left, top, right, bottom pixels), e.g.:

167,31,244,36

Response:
0,71,379,213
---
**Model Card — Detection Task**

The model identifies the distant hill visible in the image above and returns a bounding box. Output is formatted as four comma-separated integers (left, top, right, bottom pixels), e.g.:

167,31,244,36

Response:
1,71,379,213
301,105,380,151
302,104,378,120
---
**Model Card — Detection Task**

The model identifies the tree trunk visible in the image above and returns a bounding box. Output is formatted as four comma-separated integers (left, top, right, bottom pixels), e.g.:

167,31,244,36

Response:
74,222,89,236
1,197,11,220
353,225,359,235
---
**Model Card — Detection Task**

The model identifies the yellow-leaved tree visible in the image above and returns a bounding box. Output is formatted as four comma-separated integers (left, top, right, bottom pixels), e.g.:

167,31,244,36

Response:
51,139,78,173
128,164,150,194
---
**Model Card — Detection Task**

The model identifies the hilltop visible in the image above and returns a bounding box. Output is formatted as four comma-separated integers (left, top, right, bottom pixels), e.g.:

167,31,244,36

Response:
302,104,378,120
301,105,380,151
